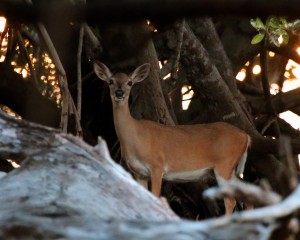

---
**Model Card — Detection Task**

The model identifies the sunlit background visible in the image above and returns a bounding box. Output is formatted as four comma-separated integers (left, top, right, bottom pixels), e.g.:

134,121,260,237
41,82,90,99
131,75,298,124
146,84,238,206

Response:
0,17,5,32
236,51,300,130
0,17,60,106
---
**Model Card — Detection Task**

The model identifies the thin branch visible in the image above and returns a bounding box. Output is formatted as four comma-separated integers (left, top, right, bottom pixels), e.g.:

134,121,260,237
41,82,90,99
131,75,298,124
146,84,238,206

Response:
4,27,14,63
83,24,100,50
260,118,276,135
279,136,298,190
75,0,86,136
36,23,66,77
170,19,185,81
260,36,280,137
77,24,84,121
58,75,69,133
15,27,38,86
204,179,282,207
230,184,300,223
71,96,83,136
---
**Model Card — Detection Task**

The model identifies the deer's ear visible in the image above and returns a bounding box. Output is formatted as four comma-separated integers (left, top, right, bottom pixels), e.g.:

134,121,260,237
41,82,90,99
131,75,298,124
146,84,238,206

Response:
130,63,150,83
93,61,112,81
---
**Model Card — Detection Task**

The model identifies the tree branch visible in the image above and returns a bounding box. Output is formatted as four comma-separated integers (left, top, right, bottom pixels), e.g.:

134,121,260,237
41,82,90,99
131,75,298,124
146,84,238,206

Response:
77,23,84,121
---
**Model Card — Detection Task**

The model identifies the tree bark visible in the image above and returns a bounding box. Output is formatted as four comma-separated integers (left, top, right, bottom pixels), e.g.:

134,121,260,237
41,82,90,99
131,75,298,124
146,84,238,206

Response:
133,39,175,125
161,21,256,133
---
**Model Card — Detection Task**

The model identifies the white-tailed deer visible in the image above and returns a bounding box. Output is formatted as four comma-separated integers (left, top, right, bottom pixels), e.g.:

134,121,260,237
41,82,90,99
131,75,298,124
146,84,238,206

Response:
93,61,250,214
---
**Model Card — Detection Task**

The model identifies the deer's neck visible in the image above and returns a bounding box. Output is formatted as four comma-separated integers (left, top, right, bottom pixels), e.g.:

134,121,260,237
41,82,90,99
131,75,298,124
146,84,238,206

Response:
112,100,137,143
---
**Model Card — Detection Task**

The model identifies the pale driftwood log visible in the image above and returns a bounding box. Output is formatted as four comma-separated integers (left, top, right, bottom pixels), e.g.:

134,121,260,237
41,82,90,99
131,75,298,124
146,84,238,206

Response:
0,111,176,222
0,110,299,239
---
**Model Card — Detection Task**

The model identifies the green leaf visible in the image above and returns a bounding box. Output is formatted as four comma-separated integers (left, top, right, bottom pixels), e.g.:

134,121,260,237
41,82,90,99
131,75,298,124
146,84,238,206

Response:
250,17,265,30
286,19,300,30
282,32,289,44
269,35,280,47
267,17,280,29
274,40,281,47
279,17,288,26
272,28,287,36
251,33,265,44
266,17,272,28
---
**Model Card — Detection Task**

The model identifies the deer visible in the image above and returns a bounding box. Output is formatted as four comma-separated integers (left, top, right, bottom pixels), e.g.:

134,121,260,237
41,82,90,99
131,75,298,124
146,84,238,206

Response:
93,61,250,215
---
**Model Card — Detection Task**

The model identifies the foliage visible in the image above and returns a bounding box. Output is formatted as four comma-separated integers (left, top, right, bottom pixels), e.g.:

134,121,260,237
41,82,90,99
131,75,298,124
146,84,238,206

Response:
250,16,300,47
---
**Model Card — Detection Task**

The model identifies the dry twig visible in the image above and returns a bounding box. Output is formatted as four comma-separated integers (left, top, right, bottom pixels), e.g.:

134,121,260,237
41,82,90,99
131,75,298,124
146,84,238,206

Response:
204,179,282,207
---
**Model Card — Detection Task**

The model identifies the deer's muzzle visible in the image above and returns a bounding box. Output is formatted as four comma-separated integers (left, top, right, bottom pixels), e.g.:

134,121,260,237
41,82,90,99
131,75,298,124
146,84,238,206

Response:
115,89,125,99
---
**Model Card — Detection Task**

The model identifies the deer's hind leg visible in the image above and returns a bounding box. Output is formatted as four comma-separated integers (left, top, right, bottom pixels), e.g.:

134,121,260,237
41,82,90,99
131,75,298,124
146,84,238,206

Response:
213,169,236,215
150,166,164,197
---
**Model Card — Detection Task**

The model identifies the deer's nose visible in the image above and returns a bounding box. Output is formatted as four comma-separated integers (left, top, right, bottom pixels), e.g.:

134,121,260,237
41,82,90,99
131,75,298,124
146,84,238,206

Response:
115,89,124,98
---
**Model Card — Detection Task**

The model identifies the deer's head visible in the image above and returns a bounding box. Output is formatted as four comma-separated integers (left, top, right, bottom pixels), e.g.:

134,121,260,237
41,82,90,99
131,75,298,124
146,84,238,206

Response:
93,61,150,103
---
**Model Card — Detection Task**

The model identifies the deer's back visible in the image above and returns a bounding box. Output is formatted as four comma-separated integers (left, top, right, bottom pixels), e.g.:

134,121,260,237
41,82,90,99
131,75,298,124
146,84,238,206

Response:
133,120,248,173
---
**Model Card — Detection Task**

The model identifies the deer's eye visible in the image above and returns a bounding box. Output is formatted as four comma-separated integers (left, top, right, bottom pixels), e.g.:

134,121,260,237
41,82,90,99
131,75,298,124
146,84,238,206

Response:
109,79,114,85
128,81,133,87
